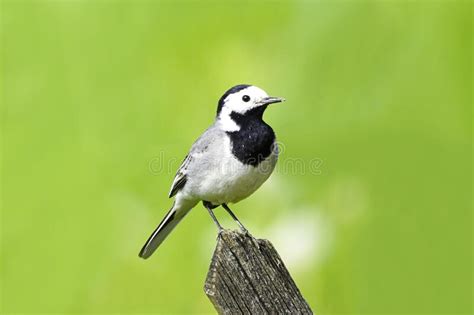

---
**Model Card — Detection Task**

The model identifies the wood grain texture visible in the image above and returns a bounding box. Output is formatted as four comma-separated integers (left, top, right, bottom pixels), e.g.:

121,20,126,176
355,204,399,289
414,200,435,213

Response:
204,230,313,314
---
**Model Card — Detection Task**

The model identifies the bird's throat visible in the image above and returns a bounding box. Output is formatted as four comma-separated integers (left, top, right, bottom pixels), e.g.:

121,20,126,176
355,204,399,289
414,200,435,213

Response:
226,107,275,167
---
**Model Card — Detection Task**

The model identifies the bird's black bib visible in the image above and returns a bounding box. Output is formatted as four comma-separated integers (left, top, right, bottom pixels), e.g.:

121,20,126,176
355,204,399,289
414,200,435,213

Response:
226,106,275,167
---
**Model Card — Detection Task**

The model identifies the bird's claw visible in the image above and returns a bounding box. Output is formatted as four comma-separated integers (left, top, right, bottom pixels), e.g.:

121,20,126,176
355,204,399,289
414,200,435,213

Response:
216,228,224,239
240,227,250,235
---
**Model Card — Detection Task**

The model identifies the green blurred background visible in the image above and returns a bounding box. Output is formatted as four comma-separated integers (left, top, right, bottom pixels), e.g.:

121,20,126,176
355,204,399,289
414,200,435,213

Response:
1,0,471,314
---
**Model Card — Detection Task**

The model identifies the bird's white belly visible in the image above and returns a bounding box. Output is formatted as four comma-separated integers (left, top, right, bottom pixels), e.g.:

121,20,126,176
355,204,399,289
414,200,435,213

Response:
189,139,278,204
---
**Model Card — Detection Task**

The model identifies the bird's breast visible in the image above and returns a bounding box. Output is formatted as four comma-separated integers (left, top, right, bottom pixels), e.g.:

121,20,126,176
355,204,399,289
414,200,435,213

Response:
226,121,276,167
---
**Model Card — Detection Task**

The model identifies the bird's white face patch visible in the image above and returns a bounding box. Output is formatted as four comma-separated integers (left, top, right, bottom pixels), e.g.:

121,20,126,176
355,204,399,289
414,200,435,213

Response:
217,86,270,132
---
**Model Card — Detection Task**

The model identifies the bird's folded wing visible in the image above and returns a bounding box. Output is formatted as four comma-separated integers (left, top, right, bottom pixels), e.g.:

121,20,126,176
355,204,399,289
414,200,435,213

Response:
168,154,192,198
168,126,221,198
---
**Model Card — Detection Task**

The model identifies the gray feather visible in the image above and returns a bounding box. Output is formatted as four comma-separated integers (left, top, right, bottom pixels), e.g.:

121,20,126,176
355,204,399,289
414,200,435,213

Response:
139,203,187,259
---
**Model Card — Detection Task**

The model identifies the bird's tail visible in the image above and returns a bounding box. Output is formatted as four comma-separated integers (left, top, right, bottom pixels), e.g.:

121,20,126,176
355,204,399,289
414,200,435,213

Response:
139,201,191,259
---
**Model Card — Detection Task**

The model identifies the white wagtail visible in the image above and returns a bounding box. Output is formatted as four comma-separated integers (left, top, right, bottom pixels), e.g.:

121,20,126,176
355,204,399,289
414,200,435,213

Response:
139,84,284,259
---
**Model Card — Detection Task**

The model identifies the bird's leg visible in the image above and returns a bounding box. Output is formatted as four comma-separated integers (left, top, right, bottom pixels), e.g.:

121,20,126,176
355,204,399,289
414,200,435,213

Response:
203,201,223,233
222,203,249,234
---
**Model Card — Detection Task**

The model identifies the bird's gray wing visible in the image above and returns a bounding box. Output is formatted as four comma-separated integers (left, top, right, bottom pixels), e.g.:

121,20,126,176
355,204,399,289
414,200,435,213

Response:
168,154,192,198
168,125,221,198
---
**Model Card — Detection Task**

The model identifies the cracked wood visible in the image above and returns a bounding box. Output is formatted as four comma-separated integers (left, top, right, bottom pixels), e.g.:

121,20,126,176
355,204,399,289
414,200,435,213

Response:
204,230,313,314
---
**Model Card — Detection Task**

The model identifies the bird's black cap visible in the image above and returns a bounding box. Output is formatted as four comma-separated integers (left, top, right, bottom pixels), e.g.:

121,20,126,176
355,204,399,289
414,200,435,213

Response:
216,84,251,115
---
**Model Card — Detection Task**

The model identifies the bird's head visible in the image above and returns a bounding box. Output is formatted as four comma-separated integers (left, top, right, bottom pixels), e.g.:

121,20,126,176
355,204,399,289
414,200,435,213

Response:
216,84,284,132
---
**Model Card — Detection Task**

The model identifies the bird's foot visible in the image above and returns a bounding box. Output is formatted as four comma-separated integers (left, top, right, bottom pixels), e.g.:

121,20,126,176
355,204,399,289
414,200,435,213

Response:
216,227,224,239
239,226,251,237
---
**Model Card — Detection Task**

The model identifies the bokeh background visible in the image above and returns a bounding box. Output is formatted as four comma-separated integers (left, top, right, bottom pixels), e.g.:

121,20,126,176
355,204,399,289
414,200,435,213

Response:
1,0,471,314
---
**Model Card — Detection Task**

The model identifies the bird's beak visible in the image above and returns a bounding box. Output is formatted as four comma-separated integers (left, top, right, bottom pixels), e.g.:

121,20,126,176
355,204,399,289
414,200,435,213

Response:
259,96,286,106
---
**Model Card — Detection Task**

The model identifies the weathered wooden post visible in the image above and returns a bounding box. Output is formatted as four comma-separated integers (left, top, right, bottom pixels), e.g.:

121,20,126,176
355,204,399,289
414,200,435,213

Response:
204,229,313,314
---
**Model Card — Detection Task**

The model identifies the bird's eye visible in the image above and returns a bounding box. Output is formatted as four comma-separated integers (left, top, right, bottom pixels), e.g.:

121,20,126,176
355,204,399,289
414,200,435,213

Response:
242,95,250,102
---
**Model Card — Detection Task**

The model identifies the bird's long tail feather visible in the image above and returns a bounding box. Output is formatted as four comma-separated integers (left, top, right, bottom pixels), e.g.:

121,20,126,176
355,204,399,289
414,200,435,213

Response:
139,202,189,259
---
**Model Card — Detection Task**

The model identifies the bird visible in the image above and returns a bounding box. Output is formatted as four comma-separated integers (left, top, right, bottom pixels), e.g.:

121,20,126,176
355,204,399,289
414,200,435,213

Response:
139,84,284,259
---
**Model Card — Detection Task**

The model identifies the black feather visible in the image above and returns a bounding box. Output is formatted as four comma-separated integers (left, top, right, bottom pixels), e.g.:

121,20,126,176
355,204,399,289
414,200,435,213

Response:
226,106,275,166
216,84,251,116
169,174,187,198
